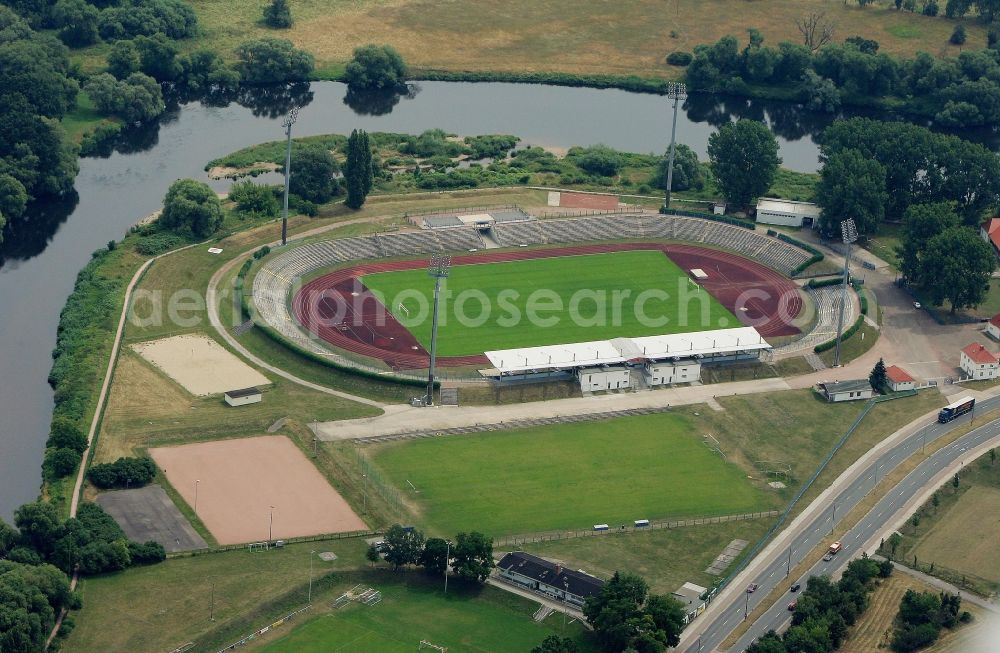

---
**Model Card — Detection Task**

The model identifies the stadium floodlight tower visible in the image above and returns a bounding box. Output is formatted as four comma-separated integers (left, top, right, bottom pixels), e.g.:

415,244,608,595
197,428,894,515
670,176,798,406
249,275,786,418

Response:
663,82,688,212
280,105,299,246
425,254,451,406
833,218,858,368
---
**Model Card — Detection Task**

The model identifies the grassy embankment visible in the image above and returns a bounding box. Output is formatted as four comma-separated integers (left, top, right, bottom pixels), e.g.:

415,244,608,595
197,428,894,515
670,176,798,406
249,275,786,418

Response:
69,0,986,83
890,449,1000,597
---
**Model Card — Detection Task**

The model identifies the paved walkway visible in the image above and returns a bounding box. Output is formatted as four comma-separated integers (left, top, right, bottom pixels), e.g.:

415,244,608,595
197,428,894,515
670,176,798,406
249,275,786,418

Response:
873,557,1000,614
486,577,587,622
311,378,791,441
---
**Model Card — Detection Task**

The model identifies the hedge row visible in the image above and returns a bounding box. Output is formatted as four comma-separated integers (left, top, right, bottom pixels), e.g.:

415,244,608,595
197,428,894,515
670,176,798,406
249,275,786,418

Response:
814,314,865,353
659,207,755,230
414,69,667,95
807,276,843,288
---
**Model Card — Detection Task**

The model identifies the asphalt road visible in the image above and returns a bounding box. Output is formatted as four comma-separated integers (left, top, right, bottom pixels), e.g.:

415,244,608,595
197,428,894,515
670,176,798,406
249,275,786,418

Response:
680,395,1000,653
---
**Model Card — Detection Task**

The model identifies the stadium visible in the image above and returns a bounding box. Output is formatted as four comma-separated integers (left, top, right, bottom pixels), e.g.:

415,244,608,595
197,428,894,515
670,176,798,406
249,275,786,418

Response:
249,205,817,390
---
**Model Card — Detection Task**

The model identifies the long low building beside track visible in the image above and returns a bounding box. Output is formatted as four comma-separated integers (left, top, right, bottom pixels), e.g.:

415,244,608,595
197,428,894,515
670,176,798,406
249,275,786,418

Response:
483,326,770,390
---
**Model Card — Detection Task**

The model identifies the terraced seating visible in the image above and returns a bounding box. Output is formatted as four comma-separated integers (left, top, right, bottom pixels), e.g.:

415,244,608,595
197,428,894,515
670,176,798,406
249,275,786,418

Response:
493,220,547,245
434,228,485,251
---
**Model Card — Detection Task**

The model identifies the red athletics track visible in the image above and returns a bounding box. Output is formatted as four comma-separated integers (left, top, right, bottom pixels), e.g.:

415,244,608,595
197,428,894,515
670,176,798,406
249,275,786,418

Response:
291,243,803,370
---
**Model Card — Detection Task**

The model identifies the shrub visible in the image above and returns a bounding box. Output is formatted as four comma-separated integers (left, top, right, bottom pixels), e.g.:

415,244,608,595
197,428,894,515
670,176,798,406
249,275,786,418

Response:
87,456,157,489
47,417,87,453
463,134,518,160
950,25,966,45
923,0,939,15
44,447,81,478
128,540,167,564
262,0,292,28
134,232,187,255
569,145,623,177
289,146,339,203
235,38,314,84
229,180,279,218
666,51,693,66
989,29,998,49
343,44,408,90
160,179,224,238
807,276,844,288
98,0,198,41
815,315,864,352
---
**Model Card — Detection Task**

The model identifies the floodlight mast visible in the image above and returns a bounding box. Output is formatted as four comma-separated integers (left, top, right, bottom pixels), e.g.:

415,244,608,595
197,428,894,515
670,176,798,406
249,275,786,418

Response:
663,82,687,212
280,106,299,246
425,255,451,405
833,219,858,368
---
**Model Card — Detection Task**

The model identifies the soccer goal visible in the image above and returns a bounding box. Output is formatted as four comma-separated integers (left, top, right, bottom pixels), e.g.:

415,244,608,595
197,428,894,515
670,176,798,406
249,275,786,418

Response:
248,541,270,552
397,303,411,318
419,640,448,652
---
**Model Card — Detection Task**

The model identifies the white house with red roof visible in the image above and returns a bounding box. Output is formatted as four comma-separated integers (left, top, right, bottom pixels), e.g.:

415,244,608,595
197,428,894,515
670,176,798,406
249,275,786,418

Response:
960,343,1000,380
885,365,916,392
987,315,1000,340
980,218,1000,258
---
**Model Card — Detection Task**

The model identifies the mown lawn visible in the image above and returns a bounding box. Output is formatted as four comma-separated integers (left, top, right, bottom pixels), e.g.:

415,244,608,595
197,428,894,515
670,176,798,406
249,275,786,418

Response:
370,412,775,536
362,250,735,357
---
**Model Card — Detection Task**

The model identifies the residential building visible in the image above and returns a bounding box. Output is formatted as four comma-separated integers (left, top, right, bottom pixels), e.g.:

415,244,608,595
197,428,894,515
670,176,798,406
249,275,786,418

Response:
960,343,1000,380
819,379,874,402
885,365,916,392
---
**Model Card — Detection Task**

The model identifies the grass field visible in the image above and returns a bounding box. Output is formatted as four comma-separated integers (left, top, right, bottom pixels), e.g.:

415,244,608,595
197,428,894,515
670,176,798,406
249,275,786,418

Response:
361,251,735,357
369,412,774,536
67,0,986,79
256,576,598,653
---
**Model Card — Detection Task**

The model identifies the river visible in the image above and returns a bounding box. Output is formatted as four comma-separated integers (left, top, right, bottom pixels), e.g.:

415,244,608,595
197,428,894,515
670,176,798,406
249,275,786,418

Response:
0,80,996,521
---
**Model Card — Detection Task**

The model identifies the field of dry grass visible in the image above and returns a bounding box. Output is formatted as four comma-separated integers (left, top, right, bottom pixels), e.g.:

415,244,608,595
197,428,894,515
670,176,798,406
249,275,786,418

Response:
840,573,982,653
181,0,987,78
912,486,1000,585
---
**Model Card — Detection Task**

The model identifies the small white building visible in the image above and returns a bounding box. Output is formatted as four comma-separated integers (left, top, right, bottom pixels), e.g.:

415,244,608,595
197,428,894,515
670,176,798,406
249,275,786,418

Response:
755,198,821,228
578,366,630,392
671,582,709,625
819,379,874,402
645,360,701,386
224,387,262,407
987,315,1000,340
960,343,1000,380
885,365,916,392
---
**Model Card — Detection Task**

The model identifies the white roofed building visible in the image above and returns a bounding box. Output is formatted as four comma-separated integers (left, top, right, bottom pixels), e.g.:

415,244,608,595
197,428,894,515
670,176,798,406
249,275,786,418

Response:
755,198,821,228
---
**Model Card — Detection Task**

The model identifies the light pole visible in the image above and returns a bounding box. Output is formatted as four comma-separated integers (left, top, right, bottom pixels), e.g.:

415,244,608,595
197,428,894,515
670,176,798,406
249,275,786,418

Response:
663,82,687,212
280,106,299,246
830,503,837,535
425,255,452,406
786,545,792,577
268,505,275,543
195,479,200,514
744,590,750,620
833,218,858,368
210,581,215,621
308,550,316,603
362,474,368,514
444,540,451,594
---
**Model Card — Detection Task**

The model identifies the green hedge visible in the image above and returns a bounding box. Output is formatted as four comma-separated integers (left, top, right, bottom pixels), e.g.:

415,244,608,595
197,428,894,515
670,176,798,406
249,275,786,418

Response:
659,207,754,230
814,314,865,353
807,276,843,289
414,69,667,94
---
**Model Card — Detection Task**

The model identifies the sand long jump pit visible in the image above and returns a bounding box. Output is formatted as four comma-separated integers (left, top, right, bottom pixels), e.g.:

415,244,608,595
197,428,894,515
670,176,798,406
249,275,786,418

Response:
150,435,367,544
131,334,270,396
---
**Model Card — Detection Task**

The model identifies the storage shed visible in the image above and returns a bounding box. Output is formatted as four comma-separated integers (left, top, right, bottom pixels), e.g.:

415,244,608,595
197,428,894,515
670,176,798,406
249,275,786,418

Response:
819,379,874,402
224,387,262,407
755,198,821,228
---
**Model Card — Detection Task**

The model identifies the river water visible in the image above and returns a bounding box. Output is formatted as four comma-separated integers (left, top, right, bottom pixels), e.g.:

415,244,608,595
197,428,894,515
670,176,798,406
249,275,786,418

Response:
0,80,996,521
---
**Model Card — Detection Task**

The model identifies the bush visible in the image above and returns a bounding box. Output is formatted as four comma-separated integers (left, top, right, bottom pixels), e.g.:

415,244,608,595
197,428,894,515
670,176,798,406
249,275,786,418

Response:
134,232,187,255
44,447,81,478
815,315,864,352
87,456,157,489
235,38,314,84
262,0,292,28
808,276,844,288
128,540,167,564
229,180,279,218
98,0,198,41
463,134,518,160
569,145,623,177
289,146,339,203
950,25,966,45
343,44,408,90
666,51,693,66
923,0,939,15
160,179,224,238
84,72,165,124
47,417,87,453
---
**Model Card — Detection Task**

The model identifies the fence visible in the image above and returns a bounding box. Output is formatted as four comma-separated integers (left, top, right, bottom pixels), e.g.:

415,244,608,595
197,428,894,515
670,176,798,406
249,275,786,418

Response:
535,207,645,219
494,511,780,548
167,530,378,560
214,605,312,653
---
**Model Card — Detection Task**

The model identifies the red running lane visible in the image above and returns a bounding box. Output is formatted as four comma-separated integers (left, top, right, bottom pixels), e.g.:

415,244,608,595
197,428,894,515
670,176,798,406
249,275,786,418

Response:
291,243,802,370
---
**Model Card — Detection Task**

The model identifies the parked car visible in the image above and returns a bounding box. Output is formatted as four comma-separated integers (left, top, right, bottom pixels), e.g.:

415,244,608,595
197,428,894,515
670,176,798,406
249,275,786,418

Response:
746,583,759,593
790,582,801,592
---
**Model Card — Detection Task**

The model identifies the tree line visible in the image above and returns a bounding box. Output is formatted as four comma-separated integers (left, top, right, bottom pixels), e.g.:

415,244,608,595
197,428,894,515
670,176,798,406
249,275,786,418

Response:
684,30,1000,127
366,524,495,584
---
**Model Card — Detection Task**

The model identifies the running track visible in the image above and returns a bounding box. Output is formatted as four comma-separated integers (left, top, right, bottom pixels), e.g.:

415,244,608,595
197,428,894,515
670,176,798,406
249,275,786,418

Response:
292,243,802,370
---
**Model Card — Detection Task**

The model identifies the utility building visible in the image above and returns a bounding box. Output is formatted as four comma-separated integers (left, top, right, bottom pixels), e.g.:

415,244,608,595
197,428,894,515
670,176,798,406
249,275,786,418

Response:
754,198,821,228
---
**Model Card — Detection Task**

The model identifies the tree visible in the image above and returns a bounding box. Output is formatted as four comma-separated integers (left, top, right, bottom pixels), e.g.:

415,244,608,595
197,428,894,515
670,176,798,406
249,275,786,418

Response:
86,456,158,489
911,513,921,531
97,0,198,41
898,202,960,282
177,49,240,93
584,572,684,652
235,38,314,84
991,448,996,465
0,173,28,222
47,416,87,453
887,532,902,559
932,493,940,511
84,72,165,124
953,473,960,490
344,128,373,209
747,631,787,653
107,39,141,78
52,0,99,46
13,501,63,557
289,145,339,203
133,32,181,81
707,119,781,209
366,543,381,567
645,594,686,648
0,39,79,120
263,0,292,28
571,145,624,177
159,179,223,238
229,180,278,217
532,635,579,653
0,561,74,653
815,148,886,237
419,537,449,576
652,144,704,192
344,44,408,90
382,524,425,570
951,25,967,45
800,70,841,113
0,519,17,557
917,227,995,313
450,531,494,583
870,358,888,392
44,447,81,478
796,11,835,51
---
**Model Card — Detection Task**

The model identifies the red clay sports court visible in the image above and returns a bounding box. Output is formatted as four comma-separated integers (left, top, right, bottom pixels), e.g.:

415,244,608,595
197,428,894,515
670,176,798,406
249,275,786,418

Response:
291,243,802,370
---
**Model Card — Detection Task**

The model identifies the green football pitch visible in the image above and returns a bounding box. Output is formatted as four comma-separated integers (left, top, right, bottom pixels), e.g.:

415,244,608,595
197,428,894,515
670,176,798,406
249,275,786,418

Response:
257,579,598,653
370,412,774,535
360,251,735,357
